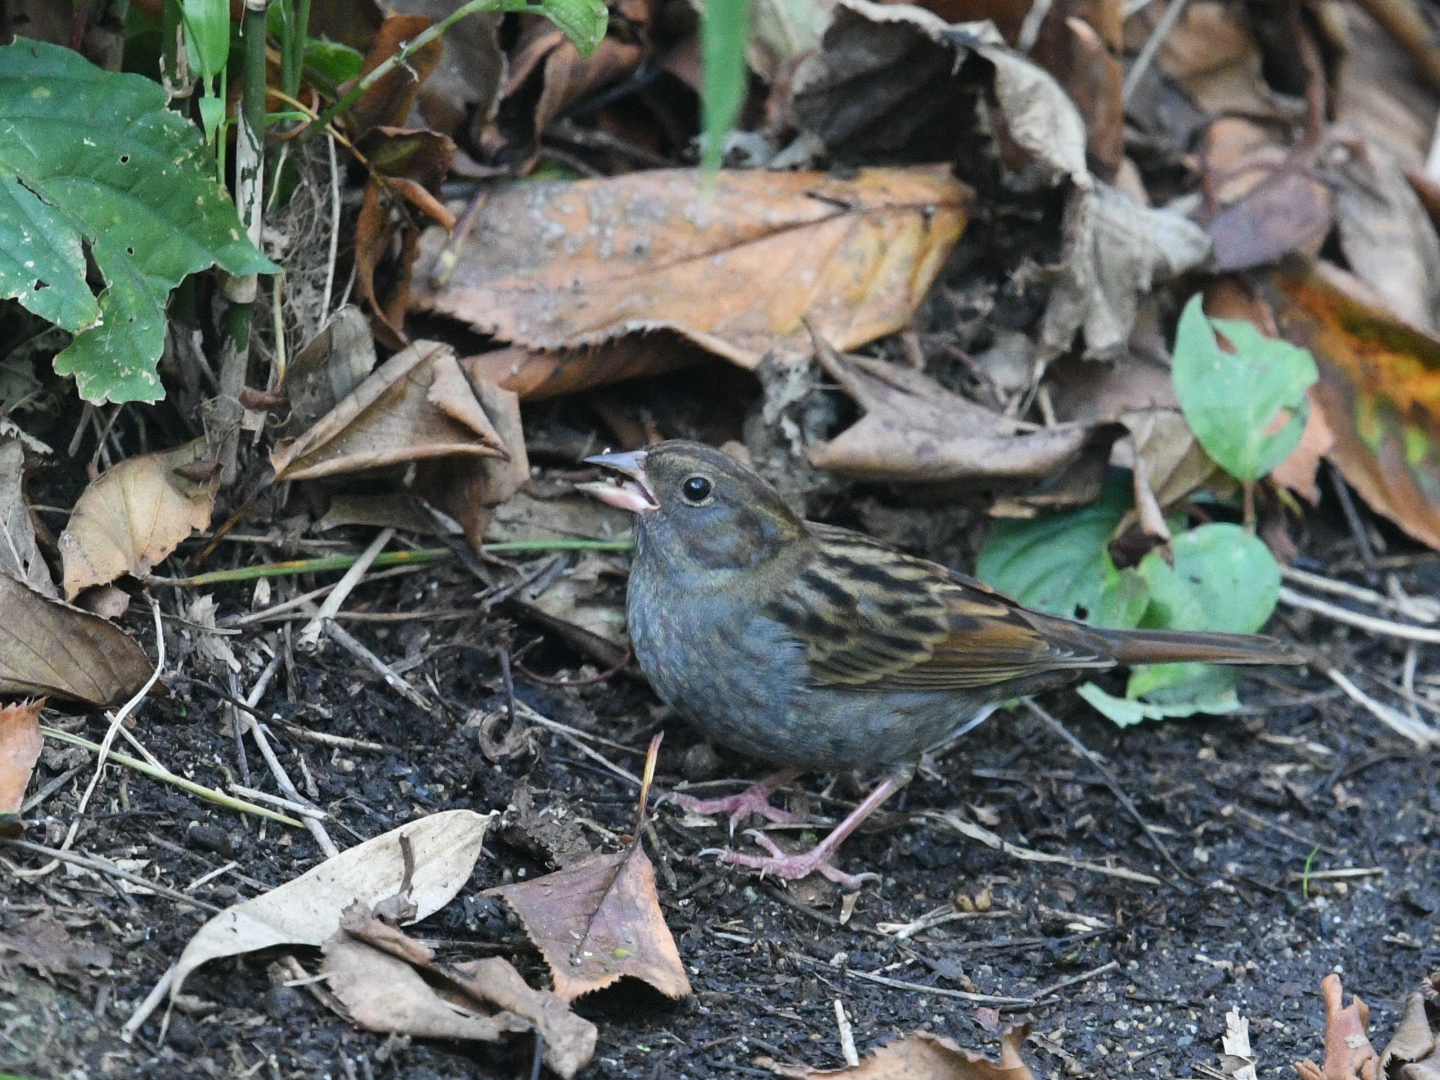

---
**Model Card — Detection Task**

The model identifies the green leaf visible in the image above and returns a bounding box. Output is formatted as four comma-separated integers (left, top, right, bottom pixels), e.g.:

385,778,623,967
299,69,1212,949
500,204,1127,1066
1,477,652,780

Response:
701,0,753,174
976,474,1141,626
1172,293,1319,483
531,0,608,56
1078,675,1241,728
0,39,277,403
182,0,232,81
303,37,364,86
1117,522,1280,717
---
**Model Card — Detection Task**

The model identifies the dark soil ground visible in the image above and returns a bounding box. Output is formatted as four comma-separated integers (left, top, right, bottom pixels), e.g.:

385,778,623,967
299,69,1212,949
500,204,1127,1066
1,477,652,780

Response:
3,508,1439,1080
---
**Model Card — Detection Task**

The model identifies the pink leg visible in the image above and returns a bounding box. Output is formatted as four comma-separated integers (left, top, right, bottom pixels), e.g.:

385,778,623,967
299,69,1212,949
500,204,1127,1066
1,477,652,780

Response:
711,773,904,890
673,768,801,834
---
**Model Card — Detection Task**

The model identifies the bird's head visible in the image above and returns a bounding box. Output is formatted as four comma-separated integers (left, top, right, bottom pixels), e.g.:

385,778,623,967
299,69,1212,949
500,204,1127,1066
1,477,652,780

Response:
580,440,803,574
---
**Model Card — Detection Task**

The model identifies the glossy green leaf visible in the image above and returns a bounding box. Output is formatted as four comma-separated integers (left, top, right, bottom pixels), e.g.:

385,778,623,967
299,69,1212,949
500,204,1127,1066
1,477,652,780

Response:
182,0,231,81
1172,293,1318,482
533,0,608,56
701,0,753,174
0,40,276,403
976,475,1141,626
303,38,364,86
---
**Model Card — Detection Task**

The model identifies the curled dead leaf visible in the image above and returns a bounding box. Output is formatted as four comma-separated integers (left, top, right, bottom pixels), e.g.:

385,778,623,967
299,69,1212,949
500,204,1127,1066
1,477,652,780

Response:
490,843,691,1002
0,698,44,830
0,439,57,598
412,166,970,368
58,439,218,600
766,1024,1037,1079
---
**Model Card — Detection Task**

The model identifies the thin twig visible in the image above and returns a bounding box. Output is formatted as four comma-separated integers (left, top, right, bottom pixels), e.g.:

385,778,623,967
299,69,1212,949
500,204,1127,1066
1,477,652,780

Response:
1122,0,1190,103
122,962,176,1043
322,131,340,316
844,967,1035,1005
929,811,1162,885
1281,566,1438,622
1279,585,1440,644
298,527,394,650
1326,668,1440,748
1024,699,1190,886
1,839,223,913
1032,960,1121,1001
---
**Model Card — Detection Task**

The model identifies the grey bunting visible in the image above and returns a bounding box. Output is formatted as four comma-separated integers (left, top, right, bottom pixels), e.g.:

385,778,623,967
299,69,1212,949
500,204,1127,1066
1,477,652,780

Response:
581,440,1310,887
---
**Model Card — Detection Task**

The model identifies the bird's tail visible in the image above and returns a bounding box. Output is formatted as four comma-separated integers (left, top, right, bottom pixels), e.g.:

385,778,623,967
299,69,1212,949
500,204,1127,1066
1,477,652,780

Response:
1082,626,1313,667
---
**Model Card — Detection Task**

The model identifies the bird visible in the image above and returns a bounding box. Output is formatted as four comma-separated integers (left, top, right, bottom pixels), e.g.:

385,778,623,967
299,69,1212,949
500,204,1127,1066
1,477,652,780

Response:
581,440,1310,887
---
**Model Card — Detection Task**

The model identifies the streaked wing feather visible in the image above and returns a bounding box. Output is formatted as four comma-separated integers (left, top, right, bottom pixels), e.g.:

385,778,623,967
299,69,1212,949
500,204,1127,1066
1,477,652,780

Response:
765,524,1113,692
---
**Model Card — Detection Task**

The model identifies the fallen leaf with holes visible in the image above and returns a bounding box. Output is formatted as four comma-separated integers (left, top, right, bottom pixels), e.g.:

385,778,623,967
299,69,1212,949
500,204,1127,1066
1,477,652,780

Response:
322,902,597,1078
1273,262,1440,550
0,915,111,977
765,1024,1037,1078
57,439,218,600
412,166,969,368
807,342,1119,488
270,340,509,482
0,698,43,832
169,809,494,1004
0,575,151,705
490,843,690,1001
1295,974,1379,1080
0,439,57,597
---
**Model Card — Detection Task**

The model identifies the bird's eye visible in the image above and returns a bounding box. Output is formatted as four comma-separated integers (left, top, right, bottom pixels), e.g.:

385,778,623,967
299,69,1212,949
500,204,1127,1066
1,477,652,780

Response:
680,475,713,504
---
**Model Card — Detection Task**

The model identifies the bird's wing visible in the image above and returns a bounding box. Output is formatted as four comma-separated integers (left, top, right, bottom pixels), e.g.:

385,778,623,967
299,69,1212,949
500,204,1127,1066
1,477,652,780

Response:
764,524,1113,692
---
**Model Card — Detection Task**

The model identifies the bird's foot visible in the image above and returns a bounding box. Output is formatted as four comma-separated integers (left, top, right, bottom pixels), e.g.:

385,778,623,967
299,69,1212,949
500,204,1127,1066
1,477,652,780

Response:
671,769,800,834
710,830,878,891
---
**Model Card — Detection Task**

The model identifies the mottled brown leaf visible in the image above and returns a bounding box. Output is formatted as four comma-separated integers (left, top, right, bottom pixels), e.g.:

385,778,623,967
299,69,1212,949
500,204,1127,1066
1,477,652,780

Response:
0,915,111,977
0,439,57,598
490,845,691,1001
0,698,43,828
58,439,218,600
766,1025,1038,1079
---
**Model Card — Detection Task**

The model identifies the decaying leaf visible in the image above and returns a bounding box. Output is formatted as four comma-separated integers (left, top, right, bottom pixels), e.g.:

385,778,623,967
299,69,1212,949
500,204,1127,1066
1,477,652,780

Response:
0,439,57,597
807,343,1118,485
1376,982,1440,1080
490,844,691,1001
412,166,970,367
279,307,378,440
0,914,111,977
1295,973,1379,1080
766,1024,1038,1079
270,340,509,482
322,902,597,1078
463,334,712,401
1152,0,1291,118
0,698,43,829
1221,1008,1259,1080
58,439,219,600
170,809,494,1003
1273,262,1440,549
790,0,1209,361
0,574,151,705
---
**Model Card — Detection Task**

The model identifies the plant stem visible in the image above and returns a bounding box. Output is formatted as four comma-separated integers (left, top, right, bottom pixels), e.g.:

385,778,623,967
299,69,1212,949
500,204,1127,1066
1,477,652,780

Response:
298,0,537,144
40,726,304,828
154,538,635,587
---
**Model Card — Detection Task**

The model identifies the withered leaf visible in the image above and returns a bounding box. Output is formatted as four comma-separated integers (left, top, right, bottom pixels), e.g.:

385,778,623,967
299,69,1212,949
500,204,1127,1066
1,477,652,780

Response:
767,1025,1038,1079
0,915,111,977
1295,974,1378,1080
1377,988,1440,1080
413,166,970,367
58,439,219,600
0,698,44,828
0,575,151,706
270,340,508,483
490,845,691,1001
463,334,711,401
0,439,56,597
807,345,1105,484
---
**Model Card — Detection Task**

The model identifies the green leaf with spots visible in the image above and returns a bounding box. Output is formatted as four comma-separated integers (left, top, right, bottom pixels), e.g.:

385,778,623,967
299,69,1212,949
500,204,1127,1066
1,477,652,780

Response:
1172,294,1318,483
0,39,277,403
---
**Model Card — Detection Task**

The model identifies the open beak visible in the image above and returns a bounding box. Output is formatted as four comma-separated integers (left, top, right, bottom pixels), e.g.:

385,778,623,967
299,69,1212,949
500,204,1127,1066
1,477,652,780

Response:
578,450,659,514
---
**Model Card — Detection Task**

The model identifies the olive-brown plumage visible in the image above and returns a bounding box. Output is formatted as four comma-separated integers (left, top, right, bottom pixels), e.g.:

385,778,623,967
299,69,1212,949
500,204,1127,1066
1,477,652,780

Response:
584,440,1308,885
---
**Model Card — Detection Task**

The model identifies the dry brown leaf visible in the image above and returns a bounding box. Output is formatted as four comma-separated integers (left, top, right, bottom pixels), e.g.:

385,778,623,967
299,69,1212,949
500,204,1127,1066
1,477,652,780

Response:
1152,0,1292,117
1273,262,1440,549
270,340,508,483
329,903,597,1078
1295,974,1379,1080
280,307,378,440
464,334,711,401
490,844,691,1002
412,166,970,368
0,439,57,598
0,575,151,705
1269,391,1335,504
58,439,218,600
1335,3,1439,172
1377,988,1440,1080
807,345,1106,484
170,809,494,1003
385,0,503,138
350,14,445,134
0,698,43,829
1030,0,1124,178
766,1025,1037,1079
0,915,111,977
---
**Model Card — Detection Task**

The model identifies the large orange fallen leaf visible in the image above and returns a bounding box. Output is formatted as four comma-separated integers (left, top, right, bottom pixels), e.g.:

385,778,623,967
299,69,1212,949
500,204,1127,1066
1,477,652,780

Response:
0,698,44,833
766,1025,1037,1079
489,844,691,1002
1273,262,1440,549
58,439,219,600
412,166,970,368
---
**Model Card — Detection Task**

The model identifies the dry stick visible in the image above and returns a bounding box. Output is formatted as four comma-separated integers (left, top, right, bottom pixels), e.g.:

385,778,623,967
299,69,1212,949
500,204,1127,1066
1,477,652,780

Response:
1326,668,1440,748
311,605,432,709
297,526,394,650
1024,699,1189,886
1280,566,1438,623
1032,959,1121,1002
321,131,340,316
222,564,426,627
39,726,303,826
1278,585,1440,644
121,963,176,1043
834,1000,859,1068
844,968,1035,1006
20,764,86,814
1121,0,1190,103
1,838,223,914
930,811,1162,885
510,699,642,786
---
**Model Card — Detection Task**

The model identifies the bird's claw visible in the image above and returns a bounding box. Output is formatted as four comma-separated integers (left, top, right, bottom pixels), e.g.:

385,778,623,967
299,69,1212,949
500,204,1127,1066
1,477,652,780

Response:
713,829,878,890
673,786,797,836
